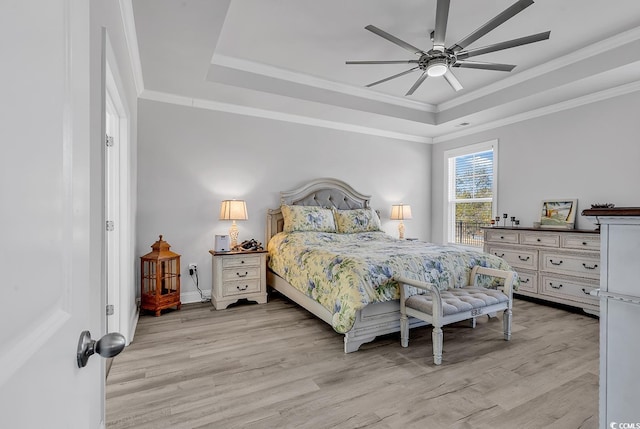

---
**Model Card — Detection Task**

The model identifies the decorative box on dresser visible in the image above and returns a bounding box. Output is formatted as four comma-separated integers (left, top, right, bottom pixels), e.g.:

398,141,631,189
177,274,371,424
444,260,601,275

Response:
209,250,268,310
483,227,600,313
582,207,640,428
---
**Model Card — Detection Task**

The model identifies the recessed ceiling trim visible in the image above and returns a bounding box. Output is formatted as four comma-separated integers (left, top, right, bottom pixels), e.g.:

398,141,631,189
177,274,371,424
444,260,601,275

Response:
212,54,437,113
438,25,640,113
434,79,640,143
140,89,432,144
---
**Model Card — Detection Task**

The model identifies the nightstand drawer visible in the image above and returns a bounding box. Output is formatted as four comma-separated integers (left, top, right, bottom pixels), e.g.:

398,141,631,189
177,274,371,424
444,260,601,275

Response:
222,254,261,268
223,278,261,296
487,246,538,270
539,251,600,279
485,230,519,244
222,266,261,281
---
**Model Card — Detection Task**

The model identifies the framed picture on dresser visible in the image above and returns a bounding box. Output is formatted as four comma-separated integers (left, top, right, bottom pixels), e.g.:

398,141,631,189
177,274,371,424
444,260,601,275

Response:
540,199,577,229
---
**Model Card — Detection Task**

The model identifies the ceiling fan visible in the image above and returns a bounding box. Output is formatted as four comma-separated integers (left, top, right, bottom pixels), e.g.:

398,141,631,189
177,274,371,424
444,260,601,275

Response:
346,0,550,95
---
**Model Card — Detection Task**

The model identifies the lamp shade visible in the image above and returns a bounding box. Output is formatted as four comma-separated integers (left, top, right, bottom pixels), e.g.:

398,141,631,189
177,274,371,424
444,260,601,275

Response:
390,204,412,220
219,200,248,221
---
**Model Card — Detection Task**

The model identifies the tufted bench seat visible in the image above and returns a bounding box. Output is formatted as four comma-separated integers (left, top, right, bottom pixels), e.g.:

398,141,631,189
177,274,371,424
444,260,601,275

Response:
397,266,516,365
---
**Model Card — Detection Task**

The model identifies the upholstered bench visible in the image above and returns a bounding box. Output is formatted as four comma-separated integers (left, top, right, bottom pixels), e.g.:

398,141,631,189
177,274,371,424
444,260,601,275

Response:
396,266,516,365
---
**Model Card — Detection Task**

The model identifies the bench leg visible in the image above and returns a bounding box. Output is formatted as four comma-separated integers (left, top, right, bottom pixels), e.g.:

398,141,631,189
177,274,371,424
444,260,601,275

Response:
503,308,512,341
432,326,443,365
469,317,476,328
400,314,409,348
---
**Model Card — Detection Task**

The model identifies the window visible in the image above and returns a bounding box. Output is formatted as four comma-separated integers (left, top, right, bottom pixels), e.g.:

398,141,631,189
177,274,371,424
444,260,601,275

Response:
444,140,497,247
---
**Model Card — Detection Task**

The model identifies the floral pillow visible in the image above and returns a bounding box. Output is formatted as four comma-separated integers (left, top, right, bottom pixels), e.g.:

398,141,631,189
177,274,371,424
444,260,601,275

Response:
333,207,382,233
281,205,336,233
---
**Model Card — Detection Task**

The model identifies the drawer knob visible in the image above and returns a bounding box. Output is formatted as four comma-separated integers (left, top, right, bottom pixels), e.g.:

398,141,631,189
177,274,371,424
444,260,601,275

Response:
582,263,598,270
495,253,505,258
236,271,248,277
581,288,592,295
518,256,530,261
500,236,504,239
237,285,249,291
522,278,530,283
550,282,563,289
536,238,541,242
549,259,563,266
582,242,587,246
240,260,245,264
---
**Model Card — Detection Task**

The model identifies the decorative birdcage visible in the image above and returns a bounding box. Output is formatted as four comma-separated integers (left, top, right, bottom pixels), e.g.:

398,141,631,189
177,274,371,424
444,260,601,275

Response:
140,235,181,316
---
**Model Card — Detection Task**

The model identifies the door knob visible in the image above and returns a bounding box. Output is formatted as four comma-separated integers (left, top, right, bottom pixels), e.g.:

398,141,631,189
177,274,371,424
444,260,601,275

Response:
76,330,126,368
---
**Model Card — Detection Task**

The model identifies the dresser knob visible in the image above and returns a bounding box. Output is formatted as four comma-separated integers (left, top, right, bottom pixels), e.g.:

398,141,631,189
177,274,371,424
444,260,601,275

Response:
236,271,248,278
582,263,598,270
536,238,541,242
550,282,563,289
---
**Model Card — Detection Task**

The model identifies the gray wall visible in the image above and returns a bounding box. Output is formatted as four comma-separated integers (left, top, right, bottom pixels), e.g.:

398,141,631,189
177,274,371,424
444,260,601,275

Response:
431,92,640,244
137,99,431,302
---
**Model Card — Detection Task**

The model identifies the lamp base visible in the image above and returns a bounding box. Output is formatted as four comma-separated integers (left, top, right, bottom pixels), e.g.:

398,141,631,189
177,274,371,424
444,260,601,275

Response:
229,221,239,248
398,221,405,240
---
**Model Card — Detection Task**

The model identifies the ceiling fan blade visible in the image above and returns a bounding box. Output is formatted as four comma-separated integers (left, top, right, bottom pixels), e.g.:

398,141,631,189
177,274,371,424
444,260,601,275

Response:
456,31,550,59
365,67,419,88
406,71,429,96
443,70,463,92
449,0,534,52
365,25,424,55
346,60,419,65
432,0,451,51
453,60,516,72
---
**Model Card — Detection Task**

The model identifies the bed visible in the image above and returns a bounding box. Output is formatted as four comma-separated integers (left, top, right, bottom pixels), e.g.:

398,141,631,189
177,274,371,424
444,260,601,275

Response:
266,178,514,353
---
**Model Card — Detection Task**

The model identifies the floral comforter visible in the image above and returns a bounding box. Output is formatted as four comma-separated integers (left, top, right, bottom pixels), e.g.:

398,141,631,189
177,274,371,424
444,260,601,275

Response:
267,231,515,333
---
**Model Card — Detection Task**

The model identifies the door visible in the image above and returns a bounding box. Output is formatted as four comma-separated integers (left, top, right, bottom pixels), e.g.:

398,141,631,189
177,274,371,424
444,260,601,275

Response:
0,1,104,427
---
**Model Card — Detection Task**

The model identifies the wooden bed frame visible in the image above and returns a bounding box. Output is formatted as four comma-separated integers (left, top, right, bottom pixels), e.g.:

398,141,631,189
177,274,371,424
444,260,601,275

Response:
265,178,426,353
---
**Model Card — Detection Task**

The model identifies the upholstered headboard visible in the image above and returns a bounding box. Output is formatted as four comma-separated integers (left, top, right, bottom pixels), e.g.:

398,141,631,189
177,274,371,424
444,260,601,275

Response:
266,178,371,242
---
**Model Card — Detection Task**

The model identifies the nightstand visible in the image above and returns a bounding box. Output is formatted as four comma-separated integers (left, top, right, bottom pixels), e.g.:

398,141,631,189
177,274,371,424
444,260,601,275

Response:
209,249,267,310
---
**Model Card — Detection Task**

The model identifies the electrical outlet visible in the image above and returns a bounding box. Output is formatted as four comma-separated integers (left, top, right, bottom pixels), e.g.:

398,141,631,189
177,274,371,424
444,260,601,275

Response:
189,263,197,272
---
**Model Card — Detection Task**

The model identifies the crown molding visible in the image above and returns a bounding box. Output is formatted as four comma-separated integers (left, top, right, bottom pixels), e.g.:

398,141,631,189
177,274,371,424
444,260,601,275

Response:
119,0,144,95
211,54,436,113
434,79,640,143
438,25,640,113
140,89,432,143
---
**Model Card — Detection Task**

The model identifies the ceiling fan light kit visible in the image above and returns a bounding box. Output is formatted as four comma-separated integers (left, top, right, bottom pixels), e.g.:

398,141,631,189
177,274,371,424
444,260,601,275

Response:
347,0,550,95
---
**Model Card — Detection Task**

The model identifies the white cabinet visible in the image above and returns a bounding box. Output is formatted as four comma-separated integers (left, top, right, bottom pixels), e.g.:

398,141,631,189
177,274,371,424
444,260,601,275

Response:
210,250,268,310
582,208,640,428
483,227,600,313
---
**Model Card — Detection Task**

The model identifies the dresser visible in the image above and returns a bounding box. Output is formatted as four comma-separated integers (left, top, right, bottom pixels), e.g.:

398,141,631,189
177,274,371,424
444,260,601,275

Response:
209,250,268,310
483,227,600,313
582,208,640,428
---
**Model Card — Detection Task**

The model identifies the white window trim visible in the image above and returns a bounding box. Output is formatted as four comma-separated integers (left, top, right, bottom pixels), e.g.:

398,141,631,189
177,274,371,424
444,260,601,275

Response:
443,140,499,245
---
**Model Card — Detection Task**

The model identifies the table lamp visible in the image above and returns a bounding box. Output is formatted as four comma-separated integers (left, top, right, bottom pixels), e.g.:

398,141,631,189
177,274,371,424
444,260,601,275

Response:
219,200,248,248
390,204,412,239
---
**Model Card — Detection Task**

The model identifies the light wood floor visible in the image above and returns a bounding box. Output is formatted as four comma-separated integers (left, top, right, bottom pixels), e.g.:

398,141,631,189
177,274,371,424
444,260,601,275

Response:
106,292,599,429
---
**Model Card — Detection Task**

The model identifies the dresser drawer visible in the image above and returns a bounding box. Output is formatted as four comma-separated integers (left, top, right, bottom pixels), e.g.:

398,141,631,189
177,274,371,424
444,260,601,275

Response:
519,232,560,247
485,230,519,244
223,278,261,297
539,251,600,279
540,274,599,306
488,246,538,270
514,269,537,293
221,254,261,268
222,266,261,282
561,234,600,251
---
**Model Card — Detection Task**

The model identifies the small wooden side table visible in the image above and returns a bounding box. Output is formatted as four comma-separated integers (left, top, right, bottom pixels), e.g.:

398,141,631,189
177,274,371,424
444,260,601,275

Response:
209,249,268,310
